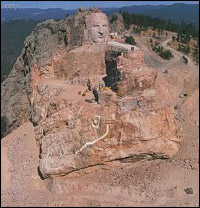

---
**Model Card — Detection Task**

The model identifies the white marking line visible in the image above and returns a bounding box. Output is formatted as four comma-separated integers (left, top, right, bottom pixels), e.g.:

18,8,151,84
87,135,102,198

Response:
77,105,85,118
75,124,109,154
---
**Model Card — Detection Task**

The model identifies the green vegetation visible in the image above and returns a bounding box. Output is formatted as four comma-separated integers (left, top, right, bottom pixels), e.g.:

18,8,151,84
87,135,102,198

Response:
159,49,173,60
193,44,199,64
64,33,68,46
121,12,199,39
120,12,199,64
176,22,197,44
151,40,173,60
110,14,118,23
182,56,188,64
125,36,136,45
152,45,163,53
172,36,176,42
1,116,8,139
1,19,41,83
132,27,141,35
178,44,190,54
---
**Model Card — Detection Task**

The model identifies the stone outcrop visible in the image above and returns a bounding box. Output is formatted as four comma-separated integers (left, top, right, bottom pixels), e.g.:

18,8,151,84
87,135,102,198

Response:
1,18,65,131
1,10,108,131
110,13,125,35
1,9,182,179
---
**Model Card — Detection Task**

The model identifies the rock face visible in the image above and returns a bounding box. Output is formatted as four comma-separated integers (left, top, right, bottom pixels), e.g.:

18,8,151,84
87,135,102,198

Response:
1,9,182,178
110,13,125,35
1,18,64,131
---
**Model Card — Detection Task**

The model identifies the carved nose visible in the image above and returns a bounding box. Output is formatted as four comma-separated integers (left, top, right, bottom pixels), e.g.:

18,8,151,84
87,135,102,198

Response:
98,26,104,35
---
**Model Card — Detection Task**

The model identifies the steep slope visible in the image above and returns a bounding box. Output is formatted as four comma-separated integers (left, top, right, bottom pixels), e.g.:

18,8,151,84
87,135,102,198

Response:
1,19,41,82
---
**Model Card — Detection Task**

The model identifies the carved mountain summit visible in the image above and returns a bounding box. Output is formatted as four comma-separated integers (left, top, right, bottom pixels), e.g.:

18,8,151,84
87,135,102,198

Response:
1,8,182,178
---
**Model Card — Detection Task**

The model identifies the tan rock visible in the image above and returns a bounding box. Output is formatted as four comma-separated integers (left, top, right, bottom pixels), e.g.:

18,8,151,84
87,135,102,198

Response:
1,9,182,179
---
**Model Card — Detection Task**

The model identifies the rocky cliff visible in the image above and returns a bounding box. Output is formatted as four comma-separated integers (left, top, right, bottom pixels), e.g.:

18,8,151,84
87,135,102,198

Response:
1,9,182,178
110,13,125,35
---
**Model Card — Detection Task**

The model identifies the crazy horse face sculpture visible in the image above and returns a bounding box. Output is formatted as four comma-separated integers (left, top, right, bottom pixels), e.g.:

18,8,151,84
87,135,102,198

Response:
87,12,109,43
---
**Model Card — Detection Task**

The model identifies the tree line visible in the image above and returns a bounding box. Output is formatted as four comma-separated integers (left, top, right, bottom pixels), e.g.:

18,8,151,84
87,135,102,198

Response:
120,12,199,40
1,19,41,83
120,12,199,63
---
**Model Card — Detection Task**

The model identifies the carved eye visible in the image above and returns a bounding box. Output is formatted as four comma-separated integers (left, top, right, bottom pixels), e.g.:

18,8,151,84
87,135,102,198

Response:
102,24,107,27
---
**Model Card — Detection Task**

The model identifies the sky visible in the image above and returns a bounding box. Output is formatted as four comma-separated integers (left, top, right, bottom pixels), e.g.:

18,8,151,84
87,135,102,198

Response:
1,1,199,10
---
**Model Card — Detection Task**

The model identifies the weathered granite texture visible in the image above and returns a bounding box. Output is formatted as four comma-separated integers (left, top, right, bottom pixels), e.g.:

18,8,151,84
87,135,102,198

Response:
1,9,109,131
1,9,182,178
110,13,125,35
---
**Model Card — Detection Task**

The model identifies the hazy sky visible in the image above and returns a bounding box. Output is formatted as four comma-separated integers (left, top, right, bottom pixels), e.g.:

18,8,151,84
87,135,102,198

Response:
1,1,199,10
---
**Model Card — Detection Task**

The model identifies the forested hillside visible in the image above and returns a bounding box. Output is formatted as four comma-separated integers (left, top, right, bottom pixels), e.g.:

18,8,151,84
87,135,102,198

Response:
120,12,199,63
121,12,199,39
1,19,41,82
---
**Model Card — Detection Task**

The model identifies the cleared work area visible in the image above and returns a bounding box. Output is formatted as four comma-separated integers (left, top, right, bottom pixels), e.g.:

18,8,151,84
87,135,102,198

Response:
108,41,140,51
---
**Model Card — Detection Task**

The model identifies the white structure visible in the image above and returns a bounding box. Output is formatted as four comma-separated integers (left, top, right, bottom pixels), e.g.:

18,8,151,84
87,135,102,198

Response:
108,41,140,51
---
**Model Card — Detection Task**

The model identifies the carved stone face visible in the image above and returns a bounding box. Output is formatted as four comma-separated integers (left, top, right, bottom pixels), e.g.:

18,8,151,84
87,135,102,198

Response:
87,13,109,43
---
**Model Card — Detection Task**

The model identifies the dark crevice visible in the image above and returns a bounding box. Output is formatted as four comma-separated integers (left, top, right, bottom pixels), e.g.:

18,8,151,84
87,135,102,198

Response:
46,163,105,179
113,153,169,163
43,153,169,179
103,50,122,92
37,166,45,180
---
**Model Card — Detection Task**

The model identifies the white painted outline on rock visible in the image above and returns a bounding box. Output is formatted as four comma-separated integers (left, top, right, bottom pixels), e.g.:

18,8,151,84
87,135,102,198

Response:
75,124,109,154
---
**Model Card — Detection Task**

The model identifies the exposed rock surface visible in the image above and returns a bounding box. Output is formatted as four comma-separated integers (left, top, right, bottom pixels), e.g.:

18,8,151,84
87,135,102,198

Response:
1,10,107,131
1,9,181,179
1,122,41,207
110,13,125,35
